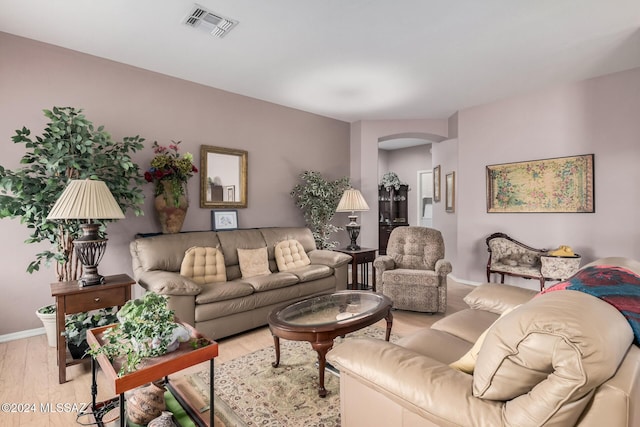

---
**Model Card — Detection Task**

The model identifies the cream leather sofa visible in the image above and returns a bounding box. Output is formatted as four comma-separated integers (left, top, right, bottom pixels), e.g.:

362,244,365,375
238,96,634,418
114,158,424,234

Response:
130,227,351,339
327,257,640,427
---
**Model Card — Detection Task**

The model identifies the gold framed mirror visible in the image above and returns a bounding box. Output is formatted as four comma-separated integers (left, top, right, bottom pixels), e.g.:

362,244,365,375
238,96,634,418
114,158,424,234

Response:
200,145,248,208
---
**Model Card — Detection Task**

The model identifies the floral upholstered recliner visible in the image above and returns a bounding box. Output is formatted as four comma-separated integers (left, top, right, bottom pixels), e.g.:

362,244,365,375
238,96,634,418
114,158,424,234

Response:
374,226,452,313
486,232,581,291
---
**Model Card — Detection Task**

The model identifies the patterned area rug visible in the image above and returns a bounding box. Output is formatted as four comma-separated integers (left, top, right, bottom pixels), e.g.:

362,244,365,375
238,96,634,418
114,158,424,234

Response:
183,326,399,427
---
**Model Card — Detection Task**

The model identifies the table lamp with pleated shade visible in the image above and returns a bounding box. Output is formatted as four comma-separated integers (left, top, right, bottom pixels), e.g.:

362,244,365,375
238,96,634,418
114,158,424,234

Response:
47,179,125,286
336,188,369,250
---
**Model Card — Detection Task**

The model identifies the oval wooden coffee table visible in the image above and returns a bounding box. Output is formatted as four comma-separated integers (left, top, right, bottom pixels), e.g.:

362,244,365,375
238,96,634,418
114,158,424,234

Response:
268,290,393,397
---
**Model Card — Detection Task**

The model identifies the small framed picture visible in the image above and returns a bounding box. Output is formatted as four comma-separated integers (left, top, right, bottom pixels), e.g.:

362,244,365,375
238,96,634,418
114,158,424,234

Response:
445,172,455,213
211,210,238,231
433,165,441,202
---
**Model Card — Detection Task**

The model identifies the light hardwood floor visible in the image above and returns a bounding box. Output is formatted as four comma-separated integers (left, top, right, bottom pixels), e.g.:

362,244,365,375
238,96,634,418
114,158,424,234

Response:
0,279,473,426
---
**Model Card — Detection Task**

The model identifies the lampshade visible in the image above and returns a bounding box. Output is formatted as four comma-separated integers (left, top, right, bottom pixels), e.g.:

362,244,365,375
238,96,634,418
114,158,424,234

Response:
336,188,370,212
47,179,125,220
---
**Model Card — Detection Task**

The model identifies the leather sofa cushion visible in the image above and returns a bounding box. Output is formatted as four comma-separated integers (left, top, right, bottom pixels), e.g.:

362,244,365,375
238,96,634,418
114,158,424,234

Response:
473,291,633,418
196,280,254,304
180,246,226,285
242,271,299,292
431,308,498,344
463,282,536,314
275,239,311,271
287,264,332,282
237,247,271,278
132,231,221,272
396,328,473,364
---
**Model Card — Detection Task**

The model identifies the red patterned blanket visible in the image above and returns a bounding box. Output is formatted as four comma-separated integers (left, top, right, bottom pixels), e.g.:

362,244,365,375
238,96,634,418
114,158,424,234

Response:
540,265,640,345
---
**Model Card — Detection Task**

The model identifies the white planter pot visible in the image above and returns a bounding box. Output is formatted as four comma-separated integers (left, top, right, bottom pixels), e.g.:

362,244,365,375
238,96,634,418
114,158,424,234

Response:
36,307,57,348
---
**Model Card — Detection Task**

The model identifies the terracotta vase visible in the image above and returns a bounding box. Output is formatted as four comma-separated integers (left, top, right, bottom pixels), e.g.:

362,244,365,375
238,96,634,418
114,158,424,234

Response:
126,382,166,425
154,181,189,234
148,411,177,427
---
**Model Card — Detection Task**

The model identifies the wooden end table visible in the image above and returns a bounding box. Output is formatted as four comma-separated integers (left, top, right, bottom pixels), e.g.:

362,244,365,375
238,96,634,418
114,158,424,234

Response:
333,247,377,291
50,274,135,384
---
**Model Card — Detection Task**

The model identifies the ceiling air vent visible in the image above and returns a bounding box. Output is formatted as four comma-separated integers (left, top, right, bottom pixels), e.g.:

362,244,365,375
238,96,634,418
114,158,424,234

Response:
183,4,238,38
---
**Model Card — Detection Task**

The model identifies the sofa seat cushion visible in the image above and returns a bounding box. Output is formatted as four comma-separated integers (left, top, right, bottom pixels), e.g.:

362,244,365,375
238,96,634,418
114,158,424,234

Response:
381,269,439,287
431,309,498,344
287,264,333,282
396,328,473,365
196,280,255,304
243,272,299,292
490,261,542,278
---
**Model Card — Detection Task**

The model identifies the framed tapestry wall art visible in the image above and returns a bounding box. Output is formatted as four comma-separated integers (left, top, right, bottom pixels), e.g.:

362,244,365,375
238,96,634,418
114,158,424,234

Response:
486,154,594,213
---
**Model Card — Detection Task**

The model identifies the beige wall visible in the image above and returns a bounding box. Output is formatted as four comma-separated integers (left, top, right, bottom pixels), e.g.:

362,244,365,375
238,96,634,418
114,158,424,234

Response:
0,33,350,335
350,68,640,287
453,67,640,286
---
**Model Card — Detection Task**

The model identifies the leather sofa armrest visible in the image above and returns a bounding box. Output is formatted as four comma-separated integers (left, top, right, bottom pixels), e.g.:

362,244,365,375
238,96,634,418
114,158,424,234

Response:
308,249,351,268
435,259,453,276
137,271,202,296
327,338,504,426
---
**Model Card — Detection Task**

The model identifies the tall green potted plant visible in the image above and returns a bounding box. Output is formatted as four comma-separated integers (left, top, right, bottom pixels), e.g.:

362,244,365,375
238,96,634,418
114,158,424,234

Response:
0,106,145,346
290,171,350,249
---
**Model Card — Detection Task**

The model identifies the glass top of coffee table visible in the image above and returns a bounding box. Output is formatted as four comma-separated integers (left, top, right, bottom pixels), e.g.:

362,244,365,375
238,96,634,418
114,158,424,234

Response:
274,291,387,326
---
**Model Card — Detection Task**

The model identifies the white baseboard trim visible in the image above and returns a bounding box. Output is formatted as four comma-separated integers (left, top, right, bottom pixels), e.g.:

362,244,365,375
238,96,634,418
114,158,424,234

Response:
449,274,483,287
0,327,44,343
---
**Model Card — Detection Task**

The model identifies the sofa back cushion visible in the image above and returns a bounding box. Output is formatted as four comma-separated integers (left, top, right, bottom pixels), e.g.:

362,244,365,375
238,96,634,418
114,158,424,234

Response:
274,239,311,271
216,229,268,279
180,246,226,285
473,290,633,426
131,231,221,273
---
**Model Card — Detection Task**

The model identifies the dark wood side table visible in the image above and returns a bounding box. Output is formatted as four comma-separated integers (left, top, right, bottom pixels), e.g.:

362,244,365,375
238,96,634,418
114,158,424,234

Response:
50,274,135,384
333,247,377,291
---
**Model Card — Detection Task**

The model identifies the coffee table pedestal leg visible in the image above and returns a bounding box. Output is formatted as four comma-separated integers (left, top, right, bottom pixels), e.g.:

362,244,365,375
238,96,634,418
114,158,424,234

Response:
271,335,281,368
311,341,334,398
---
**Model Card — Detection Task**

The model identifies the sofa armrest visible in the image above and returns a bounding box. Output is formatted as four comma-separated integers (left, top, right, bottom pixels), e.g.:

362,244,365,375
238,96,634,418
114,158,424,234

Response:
137,271,202,296
435,259,453,276
327,338,504,426
307,249,351,268
464,283,537,314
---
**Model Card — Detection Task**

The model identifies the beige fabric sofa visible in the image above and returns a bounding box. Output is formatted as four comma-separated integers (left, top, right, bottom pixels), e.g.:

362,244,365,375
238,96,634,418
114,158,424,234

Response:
327,257,640,427
130,227,351,339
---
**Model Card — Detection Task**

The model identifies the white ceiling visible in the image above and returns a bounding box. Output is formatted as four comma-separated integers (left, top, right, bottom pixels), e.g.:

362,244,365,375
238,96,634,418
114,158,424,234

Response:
1,0,639,123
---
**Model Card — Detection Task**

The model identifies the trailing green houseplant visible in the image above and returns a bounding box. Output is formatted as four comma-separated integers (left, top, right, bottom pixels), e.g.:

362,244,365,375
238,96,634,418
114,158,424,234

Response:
290,171,350,249
89,292,192,376
63,308,118,359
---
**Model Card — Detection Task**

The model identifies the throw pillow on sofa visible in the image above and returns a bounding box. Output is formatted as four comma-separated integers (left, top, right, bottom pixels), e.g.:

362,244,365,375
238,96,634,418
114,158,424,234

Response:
238,247,271,278
274,239,311,271
180,246,227,285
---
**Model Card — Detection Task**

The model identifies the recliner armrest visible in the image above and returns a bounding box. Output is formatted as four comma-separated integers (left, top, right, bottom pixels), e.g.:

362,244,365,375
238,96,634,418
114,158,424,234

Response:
373,255,395,271
435,259,453,276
